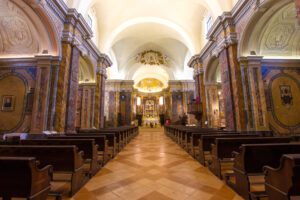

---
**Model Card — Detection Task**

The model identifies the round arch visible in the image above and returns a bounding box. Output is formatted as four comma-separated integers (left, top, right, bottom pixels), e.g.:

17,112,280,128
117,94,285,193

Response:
79,56,96,84
204,56,220,85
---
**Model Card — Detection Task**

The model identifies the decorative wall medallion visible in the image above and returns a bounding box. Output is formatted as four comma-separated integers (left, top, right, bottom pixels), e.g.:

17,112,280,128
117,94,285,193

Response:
280,85,293,107
135,50,169,66
265,24,295,50
0,0,39,54
268,73,300,129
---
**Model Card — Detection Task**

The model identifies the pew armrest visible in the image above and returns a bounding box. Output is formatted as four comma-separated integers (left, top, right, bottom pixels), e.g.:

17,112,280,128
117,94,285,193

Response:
232,151,239,158
32,163,52,194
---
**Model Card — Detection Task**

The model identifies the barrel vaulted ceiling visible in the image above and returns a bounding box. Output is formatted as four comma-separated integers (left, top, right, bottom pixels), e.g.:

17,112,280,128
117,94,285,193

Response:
65,0,238,83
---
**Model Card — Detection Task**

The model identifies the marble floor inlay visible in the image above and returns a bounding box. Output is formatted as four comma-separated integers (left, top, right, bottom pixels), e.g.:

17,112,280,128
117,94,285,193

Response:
71,128,243,200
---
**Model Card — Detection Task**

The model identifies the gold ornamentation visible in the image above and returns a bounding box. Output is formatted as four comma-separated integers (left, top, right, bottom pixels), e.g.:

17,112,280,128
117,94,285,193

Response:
136,78,164,93
135,50,168,66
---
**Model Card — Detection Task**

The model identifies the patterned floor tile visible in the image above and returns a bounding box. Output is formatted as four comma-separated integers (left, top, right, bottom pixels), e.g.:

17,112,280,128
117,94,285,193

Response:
68,128,242,200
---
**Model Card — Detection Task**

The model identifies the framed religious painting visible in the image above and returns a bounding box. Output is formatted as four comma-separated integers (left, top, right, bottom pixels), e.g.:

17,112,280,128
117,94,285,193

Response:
1,95,15,111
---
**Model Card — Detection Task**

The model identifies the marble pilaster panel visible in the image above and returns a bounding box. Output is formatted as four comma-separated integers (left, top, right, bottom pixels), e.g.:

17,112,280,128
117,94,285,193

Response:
46,60,60,131
94,73,102,128
247,57,269,131
30,56,52,133
100,74,106,128
55,43,72,132
219,49,236,131
198,71,207,126
205,85,220,128
296,0,300,24
65,46,80,133
80,85,95,129
239,57,254,131
227,45,247,131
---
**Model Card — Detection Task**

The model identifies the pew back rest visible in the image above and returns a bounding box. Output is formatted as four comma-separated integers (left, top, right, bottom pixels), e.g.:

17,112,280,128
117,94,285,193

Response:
192,131,238,146
20,139,96,160
235,144,300,174
0,157,33,196
215,137,291,159
0,157,51,197
49,136,106,151
200,134,257,151
0,145,83,172
74,133,115,146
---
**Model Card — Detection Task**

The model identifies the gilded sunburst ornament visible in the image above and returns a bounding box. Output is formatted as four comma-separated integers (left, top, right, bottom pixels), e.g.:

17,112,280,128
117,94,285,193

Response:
135,50,169,66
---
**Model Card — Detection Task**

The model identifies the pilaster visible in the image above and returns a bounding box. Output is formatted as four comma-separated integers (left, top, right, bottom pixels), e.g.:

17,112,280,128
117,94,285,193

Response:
30,56,55,133
54,42,72,132
247,56,269,131
295,0,300,24
190,58,207,127
65,46,80,133
94,57,109,128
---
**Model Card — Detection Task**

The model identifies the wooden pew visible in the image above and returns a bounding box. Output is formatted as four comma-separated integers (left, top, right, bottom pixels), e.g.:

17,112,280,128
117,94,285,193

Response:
20,139,101,176
190,131,236,158
0,145,87,197
0,157,52,200
198,134,259,166
209,137,291,178
230,144,300,200
264,154,300,200
49,135,109,165
78,129,122,152
68,133,116,157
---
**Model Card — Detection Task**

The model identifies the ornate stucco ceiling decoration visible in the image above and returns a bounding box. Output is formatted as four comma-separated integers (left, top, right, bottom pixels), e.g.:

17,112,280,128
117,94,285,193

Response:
135,50,169,66
135,78,167,93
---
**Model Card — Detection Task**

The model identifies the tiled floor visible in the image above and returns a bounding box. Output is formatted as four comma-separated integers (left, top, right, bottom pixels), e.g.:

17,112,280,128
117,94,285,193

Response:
71,128,243,200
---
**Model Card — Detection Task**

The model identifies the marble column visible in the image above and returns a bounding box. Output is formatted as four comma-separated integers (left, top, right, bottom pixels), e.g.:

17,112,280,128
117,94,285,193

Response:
65,46,80,133
239,57,254,130
47,58,60,131
205,85,220,128
115,91,120,127
94,68,104,129
54,43,73,133
30,56,53,133
295,0,300,24
245,57,269,131
80,84,96,129
219,45,246,131
198,68,207,126
100,71,106,128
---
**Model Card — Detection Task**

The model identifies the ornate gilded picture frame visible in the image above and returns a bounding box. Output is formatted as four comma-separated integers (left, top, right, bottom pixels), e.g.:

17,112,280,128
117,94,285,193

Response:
1,95,15,111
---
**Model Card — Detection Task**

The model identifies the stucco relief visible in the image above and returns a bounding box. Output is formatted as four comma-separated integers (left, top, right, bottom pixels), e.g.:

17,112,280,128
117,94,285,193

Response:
260,4,298,55
0,0,39,54
265,24,295,50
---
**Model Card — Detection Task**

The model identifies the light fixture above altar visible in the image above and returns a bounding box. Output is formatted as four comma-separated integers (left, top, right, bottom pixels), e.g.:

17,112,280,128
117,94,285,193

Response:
134,78,168,93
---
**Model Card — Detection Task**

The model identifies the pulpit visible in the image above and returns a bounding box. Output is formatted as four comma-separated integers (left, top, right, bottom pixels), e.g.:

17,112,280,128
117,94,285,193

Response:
187,101,203,126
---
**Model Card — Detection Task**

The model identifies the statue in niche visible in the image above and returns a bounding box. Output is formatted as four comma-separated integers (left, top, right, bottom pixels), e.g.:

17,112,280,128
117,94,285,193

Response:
280,85,293,107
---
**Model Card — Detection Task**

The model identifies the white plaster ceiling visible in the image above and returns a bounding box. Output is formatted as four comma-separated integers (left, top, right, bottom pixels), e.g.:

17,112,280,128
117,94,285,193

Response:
65,0,238,82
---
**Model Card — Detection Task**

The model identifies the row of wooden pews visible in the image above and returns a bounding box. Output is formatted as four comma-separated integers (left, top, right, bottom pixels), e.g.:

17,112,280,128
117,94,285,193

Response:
165,125,300,200
0,126,139,200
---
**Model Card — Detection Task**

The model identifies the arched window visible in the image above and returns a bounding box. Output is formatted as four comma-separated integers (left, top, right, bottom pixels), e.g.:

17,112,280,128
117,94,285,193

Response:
205,16,213,35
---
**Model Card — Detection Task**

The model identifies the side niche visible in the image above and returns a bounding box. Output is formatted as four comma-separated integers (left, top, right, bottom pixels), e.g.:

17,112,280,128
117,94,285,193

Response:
0,0,39,55
270,74,300,129
0,75,27,132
